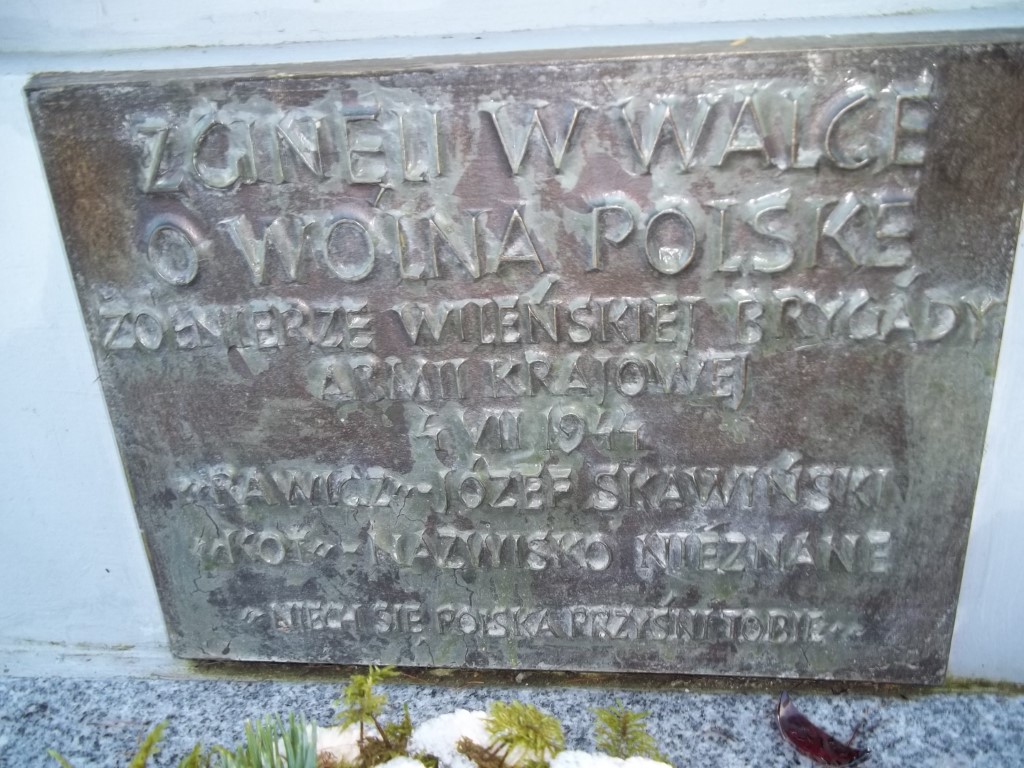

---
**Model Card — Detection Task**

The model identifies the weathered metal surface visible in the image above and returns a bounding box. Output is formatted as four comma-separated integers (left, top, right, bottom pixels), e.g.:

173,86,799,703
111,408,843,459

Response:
27,34,1024,682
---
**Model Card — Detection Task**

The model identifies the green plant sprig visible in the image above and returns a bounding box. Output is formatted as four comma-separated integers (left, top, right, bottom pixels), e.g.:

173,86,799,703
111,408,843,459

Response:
330,665,422,768
593,702,669,763
215,715,318,768
458,701,565,768
333,666,400,748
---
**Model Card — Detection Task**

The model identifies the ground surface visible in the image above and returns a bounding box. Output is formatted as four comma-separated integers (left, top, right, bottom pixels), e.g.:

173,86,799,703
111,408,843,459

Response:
1,674,1022,767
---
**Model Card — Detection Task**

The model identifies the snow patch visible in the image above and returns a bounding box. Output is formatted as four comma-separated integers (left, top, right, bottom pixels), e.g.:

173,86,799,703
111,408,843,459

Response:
315,723,363,764
378,757,429,768
551,751,673,768
409,709,490,768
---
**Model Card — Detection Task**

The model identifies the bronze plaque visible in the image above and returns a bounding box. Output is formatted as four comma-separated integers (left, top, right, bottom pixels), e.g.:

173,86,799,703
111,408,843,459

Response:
28,33,1024,682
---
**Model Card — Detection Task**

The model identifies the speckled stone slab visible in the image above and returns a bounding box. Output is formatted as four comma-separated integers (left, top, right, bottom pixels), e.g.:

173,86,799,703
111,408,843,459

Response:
1,675,1022,767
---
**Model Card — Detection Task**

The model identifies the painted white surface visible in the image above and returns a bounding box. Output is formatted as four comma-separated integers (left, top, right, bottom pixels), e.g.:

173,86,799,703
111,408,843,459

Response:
0,73,172,672
1,2,1023,681
2,0,1023,54
949,216,1024,684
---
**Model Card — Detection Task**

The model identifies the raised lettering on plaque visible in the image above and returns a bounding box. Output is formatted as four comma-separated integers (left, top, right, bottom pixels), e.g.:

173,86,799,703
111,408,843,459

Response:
28,33,1024,682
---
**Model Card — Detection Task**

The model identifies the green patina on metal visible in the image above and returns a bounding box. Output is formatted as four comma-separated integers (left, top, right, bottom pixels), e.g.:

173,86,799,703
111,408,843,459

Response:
27,32,1024,682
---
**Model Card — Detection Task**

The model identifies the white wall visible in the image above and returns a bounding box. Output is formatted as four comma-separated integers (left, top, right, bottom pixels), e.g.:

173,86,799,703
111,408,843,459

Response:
2,1,1023,681
4,0,1023,54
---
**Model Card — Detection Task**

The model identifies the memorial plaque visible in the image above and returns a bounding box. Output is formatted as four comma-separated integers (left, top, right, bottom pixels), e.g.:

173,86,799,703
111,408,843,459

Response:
28,33,1024,682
